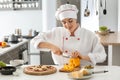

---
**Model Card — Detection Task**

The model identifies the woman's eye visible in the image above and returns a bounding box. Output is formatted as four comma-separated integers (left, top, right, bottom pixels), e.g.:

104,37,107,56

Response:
62,22,66,24
68,19,73,23
69,20,73,23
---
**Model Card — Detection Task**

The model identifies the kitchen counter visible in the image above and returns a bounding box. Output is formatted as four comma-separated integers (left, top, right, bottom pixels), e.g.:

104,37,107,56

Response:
97,32,120,66
0,39,28,55
0,39,29,63
0,65,120,80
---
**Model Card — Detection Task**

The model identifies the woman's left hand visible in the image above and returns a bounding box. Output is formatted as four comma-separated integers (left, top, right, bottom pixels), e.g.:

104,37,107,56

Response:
71,51,91,62
71,51,82,59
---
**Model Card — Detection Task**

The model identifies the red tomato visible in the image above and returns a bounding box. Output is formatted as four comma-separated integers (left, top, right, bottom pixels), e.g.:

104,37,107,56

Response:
0,42,2,46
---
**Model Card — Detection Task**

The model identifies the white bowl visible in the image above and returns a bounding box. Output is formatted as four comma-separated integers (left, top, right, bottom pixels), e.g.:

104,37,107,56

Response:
96,31,109,35
10,59,24,66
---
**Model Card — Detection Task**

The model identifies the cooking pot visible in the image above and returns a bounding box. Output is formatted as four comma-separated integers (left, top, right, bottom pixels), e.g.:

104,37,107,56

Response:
8,34,18,43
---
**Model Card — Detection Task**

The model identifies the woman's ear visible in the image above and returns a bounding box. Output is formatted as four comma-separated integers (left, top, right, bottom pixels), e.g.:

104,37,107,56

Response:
76,19,79,23
73,18,77,23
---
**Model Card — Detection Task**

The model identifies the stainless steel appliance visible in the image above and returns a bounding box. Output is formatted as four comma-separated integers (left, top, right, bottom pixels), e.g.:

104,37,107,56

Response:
8,34,18,43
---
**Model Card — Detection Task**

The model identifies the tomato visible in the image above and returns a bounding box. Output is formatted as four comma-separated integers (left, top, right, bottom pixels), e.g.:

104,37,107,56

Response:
0,42,2,46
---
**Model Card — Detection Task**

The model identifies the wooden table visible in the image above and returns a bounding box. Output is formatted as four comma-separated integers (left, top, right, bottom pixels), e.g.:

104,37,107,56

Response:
97,32,120,66
99,32,120,45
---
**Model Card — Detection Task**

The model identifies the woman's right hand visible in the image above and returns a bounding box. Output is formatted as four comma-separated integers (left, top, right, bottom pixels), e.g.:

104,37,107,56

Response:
38,42,62,55
50,45,62,55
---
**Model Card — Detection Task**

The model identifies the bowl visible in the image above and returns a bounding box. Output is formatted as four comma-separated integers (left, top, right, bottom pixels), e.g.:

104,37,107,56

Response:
96,31,109,35
10,59,24,66
0,66,16,75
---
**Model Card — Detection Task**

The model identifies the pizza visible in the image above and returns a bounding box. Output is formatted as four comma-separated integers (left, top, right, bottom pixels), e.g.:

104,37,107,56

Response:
23,65,57,75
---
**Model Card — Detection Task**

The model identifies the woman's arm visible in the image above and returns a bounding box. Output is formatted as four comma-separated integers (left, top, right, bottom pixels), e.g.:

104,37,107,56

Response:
38,42,62,55
87,36,107,65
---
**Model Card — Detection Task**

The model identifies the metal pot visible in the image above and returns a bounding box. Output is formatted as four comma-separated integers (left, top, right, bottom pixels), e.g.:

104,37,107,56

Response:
8,34,18,43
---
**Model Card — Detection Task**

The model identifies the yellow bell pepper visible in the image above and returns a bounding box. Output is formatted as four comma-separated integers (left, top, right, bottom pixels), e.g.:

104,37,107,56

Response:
2,42,7,47
63,57,80,71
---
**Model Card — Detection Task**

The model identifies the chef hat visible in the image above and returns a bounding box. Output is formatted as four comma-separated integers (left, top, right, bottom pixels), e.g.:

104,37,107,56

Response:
55,4,78,21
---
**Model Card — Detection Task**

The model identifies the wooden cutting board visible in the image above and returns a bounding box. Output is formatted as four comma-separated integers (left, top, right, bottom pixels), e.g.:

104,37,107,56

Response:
59,67,80,73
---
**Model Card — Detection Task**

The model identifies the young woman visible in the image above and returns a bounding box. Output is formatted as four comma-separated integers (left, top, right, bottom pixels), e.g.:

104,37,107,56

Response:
31,4,106,66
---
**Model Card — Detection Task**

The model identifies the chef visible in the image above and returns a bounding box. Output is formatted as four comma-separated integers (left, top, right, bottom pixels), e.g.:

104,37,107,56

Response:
31,4,106,66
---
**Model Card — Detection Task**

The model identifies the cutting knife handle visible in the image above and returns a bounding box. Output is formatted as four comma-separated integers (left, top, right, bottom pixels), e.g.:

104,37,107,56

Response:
92,70,108,74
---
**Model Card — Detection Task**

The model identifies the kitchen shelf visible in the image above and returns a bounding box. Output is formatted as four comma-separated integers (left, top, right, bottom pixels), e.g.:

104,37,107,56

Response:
0,0,41,10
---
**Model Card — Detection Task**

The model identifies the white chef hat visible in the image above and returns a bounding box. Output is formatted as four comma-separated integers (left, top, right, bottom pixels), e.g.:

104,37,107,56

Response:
55,4,79,21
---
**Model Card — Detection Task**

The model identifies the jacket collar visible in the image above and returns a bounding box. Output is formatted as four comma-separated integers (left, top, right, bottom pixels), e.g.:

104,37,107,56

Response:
64,25,81,37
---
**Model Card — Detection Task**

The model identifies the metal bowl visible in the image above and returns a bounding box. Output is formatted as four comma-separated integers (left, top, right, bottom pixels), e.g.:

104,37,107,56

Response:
0,66,16,75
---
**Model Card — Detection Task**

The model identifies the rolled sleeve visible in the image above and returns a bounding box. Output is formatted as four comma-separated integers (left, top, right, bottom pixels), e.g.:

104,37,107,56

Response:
88,51,107,65
34,39,44,49
88,34,107,65
30,36,45,49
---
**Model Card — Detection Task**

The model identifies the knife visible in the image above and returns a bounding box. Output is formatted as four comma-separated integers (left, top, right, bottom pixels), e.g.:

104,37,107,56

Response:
91,70,108,74
62,53,81,59
62,53,71,58
84,70,108,76
62,55,71,58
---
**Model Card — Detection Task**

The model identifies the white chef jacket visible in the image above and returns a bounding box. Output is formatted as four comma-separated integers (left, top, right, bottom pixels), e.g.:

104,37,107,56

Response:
31,26,106,66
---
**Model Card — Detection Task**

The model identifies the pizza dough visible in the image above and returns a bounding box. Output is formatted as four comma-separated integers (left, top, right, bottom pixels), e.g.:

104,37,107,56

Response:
23,65,57,75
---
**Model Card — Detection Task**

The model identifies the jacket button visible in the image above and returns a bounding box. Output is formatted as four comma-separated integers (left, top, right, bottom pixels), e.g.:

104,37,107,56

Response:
65,37,68,40
77,38,80,40
65,50,68,53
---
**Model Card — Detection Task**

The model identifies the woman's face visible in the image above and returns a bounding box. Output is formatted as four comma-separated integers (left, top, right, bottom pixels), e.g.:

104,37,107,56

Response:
61,18,78,33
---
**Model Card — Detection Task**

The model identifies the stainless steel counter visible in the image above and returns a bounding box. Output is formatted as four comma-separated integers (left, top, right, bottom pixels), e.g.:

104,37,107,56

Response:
0,39,29,64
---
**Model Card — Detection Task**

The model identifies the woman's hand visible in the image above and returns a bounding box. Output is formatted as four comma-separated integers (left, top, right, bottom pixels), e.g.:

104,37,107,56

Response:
50,45,62,55
39,42,62,55
72,51,90,61
71,51,91,62
71,51,82,58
